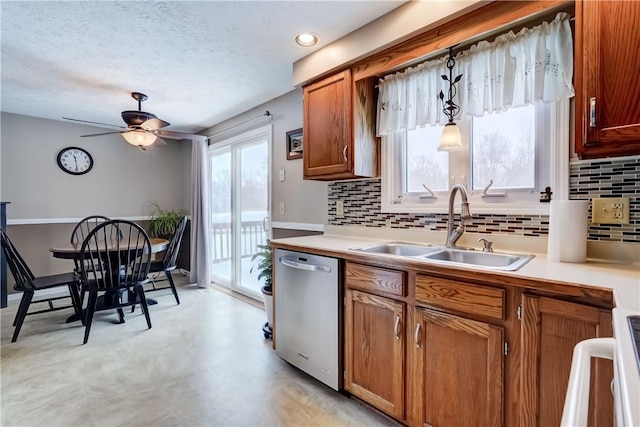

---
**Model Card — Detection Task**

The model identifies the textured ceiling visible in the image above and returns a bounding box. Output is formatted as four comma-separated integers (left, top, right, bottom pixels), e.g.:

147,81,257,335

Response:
1,1,404,134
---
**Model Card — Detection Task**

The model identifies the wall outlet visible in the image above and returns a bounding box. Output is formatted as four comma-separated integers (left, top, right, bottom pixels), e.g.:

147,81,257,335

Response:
336,200,344,217
279,202,286,215
591,197,630,224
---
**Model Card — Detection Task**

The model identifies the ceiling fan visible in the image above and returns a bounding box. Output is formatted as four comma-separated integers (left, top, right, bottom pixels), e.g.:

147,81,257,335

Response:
63,92,198,150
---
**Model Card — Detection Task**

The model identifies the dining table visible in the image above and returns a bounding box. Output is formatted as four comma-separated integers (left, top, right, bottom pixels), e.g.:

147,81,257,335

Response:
49,237,169,323
50,237,169,260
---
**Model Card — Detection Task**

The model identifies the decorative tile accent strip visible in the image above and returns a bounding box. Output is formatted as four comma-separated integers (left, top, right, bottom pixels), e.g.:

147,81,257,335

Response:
328,179,549,237
328,156,639,243
569,157,639,243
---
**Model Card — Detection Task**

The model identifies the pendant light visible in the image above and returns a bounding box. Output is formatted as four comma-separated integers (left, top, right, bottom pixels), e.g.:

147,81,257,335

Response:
438,47,463,152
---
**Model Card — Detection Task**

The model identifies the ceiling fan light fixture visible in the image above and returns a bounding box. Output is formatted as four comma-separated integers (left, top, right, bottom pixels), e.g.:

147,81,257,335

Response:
122,130,157,148
295,32,318,47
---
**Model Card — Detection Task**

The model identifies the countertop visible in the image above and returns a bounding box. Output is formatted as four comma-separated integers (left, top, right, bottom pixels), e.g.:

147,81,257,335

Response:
270,234,640,311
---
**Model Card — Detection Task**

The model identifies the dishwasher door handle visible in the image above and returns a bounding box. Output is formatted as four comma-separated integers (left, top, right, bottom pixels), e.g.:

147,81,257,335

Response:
279,257,332,273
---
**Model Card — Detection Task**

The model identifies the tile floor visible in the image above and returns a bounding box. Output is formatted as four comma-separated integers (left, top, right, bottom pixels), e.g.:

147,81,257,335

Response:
1,274,392,427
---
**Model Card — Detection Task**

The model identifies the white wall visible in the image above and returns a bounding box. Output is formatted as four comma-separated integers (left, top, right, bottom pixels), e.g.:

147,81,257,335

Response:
1,112,188,221
201,89,327,227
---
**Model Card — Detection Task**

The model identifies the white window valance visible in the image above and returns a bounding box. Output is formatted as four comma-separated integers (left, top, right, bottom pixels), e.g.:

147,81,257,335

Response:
377,13,574,136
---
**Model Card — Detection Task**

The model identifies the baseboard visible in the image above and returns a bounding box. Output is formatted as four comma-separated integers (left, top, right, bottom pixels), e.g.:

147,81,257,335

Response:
209,283,265,310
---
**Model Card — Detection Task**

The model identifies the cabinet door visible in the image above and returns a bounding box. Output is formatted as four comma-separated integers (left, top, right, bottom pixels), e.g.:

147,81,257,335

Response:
413,308,504,427
519,295,613,427
344,289,405,419
575,0,640,158
303,70,353,178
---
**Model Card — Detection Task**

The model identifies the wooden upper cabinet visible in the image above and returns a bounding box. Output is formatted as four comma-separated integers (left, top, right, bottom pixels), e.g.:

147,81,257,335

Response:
413,307,505,427
575,0,640,158
303,69,378,180
344,289,405,420
519,295,613,427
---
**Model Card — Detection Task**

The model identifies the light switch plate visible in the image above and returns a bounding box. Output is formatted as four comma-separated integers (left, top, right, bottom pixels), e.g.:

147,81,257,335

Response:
592,197,630,224
279,169,285,182
336,200,344,217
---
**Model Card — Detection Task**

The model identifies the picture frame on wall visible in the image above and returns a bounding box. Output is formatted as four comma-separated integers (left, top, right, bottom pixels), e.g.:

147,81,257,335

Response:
286,128,303,160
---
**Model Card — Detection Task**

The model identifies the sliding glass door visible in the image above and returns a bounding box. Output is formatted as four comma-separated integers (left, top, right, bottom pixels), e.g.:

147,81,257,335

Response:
209,125,271,300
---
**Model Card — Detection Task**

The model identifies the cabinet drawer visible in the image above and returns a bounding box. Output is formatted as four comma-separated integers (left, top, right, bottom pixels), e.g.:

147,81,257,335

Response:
415,275,504,320
345,262,405,297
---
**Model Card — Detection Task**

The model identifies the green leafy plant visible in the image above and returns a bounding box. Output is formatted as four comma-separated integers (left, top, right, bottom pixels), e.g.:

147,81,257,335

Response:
148,202,185,238
250,242,272,293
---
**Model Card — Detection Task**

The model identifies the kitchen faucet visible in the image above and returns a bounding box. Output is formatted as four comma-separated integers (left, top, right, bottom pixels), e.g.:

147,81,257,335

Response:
445,184,472,248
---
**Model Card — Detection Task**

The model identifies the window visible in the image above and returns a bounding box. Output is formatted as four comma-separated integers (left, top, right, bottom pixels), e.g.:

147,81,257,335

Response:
381,100,568,215
378,13,573,216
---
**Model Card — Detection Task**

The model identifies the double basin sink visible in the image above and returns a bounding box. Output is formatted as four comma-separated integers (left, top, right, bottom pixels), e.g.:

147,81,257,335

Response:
350,242,534,271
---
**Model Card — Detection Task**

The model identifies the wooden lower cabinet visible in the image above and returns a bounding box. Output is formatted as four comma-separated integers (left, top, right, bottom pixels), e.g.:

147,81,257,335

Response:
344,289,405,420
519,295,614,427
341,263,615,427
412,307,505,427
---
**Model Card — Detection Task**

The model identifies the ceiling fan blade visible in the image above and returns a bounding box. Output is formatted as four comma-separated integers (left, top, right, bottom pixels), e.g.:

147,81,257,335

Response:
140,118,170,131
63,117,126,129
154,129,203,141
80,130,125,137
152,137,168,147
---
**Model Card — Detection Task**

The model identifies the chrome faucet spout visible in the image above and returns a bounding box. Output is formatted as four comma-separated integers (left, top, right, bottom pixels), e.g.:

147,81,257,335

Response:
446,184,472,248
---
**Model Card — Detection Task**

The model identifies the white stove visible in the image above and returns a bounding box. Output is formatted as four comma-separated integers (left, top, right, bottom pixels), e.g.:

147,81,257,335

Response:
612,309,640,426
561,308,640,426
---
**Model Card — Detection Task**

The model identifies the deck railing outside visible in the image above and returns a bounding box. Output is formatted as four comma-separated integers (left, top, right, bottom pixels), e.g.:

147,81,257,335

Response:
211,219,267,263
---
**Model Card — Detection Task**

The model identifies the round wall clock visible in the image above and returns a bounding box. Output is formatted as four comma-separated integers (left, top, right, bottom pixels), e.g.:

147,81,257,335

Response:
56,147,93,175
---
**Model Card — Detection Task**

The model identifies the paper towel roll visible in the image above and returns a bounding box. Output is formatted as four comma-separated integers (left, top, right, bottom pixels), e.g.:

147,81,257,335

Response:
547,200,589,263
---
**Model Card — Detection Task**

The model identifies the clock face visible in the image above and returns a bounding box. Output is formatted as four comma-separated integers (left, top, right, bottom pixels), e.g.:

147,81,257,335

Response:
57,147,93,175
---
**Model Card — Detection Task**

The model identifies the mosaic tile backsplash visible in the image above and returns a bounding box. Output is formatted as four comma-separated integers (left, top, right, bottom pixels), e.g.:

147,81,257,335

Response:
328,157,639,243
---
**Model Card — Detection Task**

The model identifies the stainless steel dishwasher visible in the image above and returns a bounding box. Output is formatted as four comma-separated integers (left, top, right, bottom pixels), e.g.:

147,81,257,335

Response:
274,249,341,391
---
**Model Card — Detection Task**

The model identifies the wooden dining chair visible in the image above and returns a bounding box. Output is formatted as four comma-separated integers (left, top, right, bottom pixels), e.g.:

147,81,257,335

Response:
70,215,117,272
78,220,153,344
144,215,187,305
0,227,82,342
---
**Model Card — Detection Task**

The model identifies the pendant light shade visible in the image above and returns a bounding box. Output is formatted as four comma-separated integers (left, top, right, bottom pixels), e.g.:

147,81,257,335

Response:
437,46,464,152
122,130,157,148
438,122,463,152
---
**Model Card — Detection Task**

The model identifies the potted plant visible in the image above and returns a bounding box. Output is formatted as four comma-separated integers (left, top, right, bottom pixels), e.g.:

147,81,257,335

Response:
250,242,273,338
148,202,185,239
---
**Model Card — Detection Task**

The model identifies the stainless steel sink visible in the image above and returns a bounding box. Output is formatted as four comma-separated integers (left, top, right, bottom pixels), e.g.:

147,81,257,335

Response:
422,249,534,271
351,242,439,257
351,242,534,271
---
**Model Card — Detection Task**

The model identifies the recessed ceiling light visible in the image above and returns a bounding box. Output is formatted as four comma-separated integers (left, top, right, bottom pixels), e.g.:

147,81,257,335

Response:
295,32,318,47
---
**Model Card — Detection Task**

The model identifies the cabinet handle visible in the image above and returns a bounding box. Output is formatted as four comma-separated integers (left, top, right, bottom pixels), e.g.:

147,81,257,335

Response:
414,323,422,348
394,315,401,340
589,97,596,128
342,145,348,163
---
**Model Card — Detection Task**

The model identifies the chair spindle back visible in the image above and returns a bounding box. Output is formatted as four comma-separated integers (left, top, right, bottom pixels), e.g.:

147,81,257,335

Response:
80,220,152,291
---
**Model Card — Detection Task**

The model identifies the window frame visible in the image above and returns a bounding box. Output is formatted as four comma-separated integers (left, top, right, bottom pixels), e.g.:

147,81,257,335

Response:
380,99,569,215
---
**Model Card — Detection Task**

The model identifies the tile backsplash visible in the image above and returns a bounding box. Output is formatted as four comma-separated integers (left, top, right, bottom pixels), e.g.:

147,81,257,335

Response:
328,157,639,243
